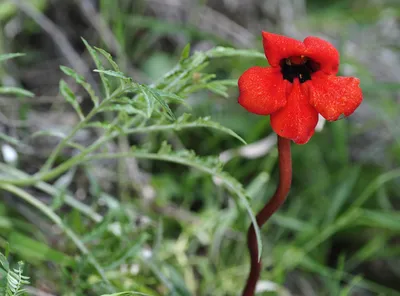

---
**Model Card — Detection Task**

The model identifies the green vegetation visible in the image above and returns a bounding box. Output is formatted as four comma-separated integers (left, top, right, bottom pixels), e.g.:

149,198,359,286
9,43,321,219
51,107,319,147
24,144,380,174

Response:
0,0,399,295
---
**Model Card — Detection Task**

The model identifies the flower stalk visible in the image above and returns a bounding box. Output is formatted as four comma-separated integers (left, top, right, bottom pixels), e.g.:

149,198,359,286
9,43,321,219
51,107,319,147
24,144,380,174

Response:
242,135,292,296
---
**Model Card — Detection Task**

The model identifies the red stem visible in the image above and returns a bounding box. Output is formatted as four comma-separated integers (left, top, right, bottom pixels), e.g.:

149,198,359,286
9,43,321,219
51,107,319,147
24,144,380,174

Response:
242,135,292,296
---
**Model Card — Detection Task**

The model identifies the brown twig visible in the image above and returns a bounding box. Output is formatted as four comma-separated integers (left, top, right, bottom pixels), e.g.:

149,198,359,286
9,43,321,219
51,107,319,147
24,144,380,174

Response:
242,135,292,296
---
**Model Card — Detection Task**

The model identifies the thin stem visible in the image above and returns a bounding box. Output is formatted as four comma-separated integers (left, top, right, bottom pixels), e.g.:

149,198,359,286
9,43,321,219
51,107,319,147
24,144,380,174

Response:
40,101,104,172
0,184,113,291
40,85,128,173
242,135,292,296
0,163,103,223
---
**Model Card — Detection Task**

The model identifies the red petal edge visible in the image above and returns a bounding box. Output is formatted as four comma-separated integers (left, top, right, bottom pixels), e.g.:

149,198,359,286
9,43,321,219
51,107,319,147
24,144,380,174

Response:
304,37,340,75
262,32,306,67
270,80,319,144
308,72,363,121
238,66,288,115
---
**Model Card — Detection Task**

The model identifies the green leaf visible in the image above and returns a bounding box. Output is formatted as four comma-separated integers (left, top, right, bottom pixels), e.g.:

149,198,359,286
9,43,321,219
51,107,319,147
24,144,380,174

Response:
145,87,176,120
59,79,84,120
60,65,100,107
155,51,208,93
155,90,185,103
179,43,191,61
85,144,262,259
358,209,400,231
82,38,111,97
105,234,148,270
175,114,246,144
123,113,246,144
0,252,9,271
94,46,121,72
85,121,116,130
0,87,34,97
324,166,360,225
8,232,75,267
206,81,229,98
0,53,24,62
101,292,150,296
4,257,30,296
99,104,148,118
207,47,265,59
0,184,111,287
136,85,154,119
94,69,130,80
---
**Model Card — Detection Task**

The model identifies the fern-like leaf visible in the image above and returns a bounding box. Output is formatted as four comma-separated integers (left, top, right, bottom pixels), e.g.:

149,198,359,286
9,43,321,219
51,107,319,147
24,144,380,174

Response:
0,253,29,296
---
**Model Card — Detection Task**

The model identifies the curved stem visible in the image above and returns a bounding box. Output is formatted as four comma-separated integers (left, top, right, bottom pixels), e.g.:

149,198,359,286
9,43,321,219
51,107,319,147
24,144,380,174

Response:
242,135,292,296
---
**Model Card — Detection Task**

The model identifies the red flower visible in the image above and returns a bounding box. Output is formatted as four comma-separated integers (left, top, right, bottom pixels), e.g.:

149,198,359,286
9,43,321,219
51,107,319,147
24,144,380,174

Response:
238,32,363,144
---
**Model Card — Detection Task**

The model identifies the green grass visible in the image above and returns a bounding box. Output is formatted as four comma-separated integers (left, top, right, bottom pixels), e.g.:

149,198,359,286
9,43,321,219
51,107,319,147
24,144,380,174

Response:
1,0,400,295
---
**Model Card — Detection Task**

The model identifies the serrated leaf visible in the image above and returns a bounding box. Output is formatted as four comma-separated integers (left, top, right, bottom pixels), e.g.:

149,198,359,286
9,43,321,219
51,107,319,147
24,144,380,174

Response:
59,80,84,121
137,85,154,118
155,51,208,93
0,87,34,97
82,38,111,97
94,46,121,72
145,87,175,120
60,65,100,107
0,249,30,296
0,53,24,62
157,141,173,155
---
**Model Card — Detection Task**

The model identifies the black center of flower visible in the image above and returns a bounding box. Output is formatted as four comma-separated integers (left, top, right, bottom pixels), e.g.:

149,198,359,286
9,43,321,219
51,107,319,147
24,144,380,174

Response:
280,57,320,83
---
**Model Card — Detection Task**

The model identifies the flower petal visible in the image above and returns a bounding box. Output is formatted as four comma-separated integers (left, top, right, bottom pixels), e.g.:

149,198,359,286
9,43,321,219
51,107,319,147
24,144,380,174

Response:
308,72,363,121
262,31,306,67
270,80,319,144
238,66,288,115
304,36,340,75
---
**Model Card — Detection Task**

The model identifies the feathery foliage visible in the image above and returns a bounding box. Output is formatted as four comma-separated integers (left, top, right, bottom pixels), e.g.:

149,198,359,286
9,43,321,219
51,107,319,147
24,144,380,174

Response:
0,44,266,294
0,252,29,296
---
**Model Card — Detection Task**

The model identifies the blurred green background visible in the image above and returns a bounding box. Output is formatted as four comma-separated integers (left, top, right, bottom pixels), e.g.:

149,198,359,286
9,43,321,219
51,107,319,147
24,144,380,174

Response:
0,0,400,295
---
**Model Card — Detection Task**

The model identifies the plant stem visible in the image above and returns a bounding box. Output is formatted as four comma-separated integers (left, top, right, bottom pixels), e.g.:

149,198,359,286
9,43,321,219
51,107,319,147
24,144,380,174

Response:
40,85,128,173
242,135,292,296
0,163,103,222
0,183,113,291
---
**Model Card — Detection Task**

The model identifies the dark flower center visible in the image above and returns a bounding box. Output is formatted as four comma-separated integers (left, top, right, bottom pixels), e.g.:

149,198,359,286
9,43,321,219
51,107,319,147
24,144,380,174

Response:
280,56,320,83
